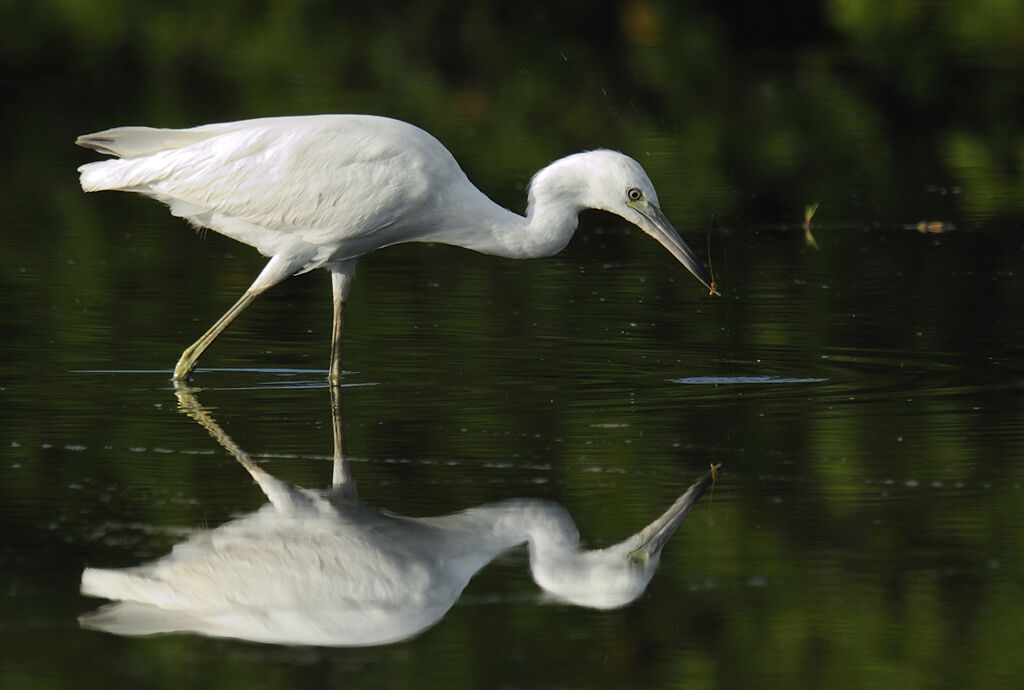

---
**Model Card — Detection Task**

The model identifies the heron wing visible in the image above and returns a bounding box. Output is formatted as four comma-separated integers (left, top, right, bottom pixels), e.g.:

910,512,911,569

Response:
76,124,233,158
78,116,461,258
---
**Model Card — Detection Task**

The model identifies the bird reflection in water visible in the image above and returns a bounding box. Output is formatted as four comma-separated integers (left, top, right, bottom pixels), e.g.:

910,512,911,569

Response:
80,389,718,647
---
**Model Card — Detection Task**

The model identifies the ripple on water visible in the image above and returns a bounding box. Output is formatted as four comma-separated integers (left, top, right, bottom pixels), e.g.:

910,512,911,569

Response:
670,376,828,385
668,345,1017,406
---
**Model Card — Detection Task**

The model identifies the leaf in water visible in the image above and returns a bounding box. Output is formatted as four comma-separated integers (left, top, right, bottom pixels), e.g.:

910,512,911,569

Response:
913,221,955,234
804,202,820,249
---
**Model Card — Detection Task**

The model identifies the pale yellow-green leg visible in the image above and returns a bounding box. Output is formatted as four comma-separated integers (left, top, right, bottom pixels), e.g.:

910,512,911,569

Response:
173,289,263,382
328,264,356,387
330,384,355,492
175,386,304,509
173,254,300,383
328,290,344,387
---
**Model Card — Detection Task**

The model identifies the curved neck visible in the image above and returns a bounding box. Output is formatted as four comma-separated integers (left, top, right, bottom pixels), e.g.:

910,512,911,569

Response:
423,165,583,259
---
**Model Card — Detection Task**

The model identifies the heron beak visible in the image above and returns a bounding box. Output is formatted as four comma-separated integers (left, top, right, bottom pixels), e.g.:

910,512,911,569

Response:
631,199,719,296
628,464,719,565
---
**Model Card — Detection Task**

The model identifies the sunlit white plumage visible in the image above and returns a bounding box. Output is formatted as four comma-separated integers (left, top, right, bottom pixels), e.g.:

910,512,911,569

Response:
79,390,718,646
76,115,715,385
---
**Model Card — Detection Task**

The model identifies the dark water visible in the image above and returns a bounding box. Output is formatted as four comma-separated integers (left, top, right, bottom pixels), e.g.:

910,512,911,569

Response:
3,3,1024,688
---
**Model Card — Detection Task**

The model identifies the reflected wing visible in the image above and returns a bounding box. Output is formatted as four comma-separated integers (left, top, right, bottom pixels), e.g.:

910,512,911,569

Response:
79,600,208,637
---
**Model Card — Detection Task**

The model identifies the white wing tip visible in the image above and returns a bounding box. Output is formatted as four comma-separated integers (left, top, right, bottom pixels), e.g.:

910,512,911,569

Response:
77,161,109,192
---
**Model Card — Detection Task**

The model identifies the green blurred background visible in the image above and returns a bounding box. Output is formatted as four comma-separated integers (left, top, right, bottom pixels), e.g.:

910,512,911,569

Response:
4,0,1024,223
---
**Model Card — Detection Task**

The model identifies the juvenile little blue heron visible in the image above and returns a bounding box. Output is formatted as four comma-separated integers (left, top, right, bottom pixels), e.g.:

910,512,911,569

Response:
76,115,716,385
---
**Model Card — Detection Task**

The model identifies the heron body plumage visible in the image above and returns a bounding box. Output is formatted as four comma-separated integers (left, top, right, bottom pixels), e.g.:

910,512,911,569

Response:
77,114,715,384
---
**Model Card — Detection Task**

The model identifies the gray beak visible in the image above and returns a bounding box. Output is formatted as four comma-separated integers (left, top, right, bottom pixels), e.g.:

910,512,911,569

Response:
632,200,718,295
628,464,719,564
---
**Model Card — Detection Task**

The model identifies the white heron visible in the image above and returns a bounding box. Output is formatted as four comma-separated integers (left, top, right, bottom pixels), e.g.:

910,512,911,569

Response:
76,115,716,385
79,389,719,646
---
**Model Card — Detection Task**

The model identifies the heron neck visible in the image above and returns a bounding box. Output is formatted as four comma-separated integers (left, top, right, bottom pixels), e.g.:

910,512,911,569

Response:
425,179,579,259
420,499,578,563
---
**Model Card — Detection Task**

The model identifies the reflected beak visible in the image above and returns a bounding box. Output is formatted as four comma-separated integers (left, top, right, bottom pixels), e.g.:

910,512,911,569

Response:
631,199,719,296
628,464,719,564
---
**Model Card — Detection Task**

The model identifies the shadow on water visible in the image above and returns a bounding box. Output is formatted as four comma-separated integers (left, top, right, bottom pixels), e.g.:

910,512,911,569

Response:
78,386,718,647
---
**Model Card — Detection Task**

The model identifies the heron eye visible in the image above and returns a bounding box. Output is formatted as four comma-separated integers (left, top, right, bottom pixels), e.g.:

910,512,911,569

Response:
627,187,643,202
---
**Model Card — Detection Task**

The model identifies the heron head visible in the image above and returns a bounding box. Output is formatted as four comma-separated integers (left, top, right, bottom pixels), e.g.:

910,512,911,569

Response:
576,150,718,295
530,465,719,610
530,541,663,610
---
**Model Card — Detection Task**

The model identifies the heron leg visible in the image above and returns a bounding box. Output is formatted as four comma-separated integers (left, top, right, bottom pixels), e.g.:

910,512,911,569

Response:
175,387,309,511
174,290,259,381
172,254,300,383
328,261,357,386
329,384,356,495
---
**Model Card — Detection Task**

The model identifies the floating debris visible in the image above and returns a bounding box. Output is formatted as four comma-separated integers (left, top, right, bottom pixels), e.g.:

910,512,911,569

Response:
911,221,955,234
708,463,721,511
706,231,721,296
804,203,820,249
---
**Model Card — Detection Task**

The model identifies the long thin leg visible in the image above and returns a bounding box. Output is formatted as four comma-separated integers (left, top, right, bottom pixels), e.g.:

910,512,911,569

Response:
328,261,357,387
330,384,355,495
173,254,301,383
175,387,310,512
173,289,260,381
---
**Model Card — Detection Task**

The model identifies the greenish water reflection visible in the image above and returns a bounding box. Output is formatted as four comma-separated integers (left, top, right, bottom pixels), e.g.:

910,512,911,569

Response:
2,1,1023,688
